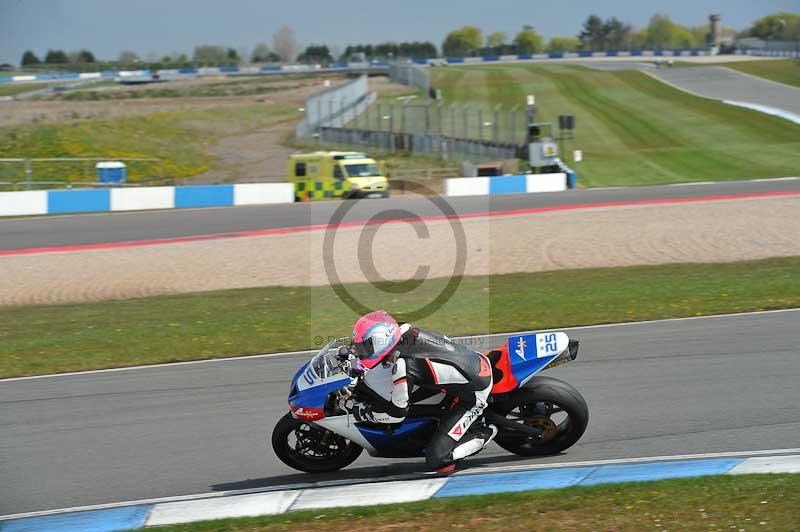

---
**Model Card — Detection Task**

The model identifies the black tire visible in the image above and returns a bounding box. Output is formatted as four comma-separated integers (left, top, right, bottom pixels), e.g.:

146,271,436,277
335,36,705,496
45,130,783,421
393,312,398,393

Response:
493,376,588,456
271,413,363,473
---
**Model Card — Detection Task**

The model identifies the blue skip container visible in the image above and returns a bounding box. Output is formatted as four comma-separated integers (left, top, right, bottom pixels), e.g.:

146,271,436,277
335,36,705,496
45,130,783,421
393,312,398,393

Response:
96,161,127,184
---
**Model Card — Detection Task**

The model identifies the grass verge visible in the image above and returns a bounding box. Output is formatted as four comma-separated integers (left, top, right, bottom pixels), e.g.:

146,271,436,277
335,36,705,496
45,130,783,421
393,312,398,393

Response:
149,474,800,531
0,83,43,97
0,104,295,182
430,64,800,187
1,257,799,378
720,59,800,88
54,82,306,101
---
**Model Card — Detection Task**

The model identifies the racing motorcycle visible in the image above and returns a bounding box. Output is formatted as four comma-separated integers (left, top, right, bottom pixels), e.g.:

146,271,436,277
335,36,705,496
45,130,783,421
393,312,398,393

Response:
272,331,588,473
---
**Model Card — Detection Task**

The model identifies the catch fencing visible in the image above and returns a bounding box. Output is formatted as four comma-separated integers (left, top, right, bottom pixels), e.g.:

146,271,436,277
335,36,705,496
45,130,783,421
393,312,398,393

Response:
389,63,430,95
348,99,528,143
309,96,529,161
296,75,376,138
318,127,521,160
299,64,530,160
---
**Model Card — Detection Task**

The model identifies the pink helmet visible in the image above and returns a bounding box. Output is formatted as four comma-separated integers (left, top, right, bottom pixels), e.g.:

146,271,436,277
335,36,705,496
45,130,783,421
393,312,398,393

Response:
352,310,402,369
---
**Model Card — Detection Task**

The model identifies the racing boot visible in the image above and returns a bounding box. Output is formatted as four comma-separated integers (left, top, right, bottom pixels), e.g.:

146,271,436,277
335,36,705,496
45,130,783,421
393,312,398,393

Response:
451,423,498,461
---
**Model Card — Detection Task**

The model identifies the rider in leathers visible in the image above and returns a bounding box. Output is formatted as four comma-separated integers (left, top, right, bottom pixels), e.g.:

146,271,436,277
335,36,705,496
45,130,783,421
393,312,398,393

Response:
347,310,497,473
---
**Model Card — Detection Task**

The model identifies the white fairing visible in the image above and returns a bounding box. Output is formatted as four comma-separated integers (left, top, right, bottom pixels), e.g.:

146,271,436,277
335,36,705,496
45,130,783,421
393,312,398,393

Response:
511,331,570,361
536,332,570,359
314,415,378,455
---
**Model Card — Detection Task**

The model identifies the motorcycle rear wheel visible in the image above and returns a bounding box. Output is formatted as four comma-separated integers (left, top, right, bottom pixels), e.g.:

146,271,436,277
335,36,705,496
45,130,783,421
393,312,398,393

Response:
494,376,588,456
272,413,363,473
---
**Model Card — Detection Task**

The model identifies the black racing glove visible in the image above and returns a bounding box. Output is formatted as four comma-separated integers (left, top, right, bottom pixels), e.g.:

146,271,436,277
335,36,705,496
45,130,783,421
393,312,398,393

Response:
351,402,375,423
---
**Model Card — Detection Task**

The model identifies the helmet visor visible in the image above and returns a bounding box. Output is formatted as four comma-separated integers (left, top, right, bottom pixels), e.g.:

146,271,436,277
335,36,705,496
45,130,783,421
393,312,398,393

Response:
353,337,375,360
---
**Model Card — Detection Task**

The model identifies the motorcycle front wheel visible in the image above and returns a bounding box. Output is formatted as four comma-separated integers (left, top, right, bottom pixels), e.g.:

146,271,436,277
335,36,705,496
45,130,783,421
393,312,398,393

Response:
271,413,363,473
493,376,589,456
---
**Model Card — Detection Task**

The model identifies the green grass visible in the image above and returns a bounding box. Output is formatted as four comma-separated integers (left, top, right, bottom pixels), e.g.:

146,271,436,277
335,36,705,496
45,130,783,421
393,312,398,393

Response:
0,105,295,182
149,474,800,531
720,59,800,88
54,82,306,101
2,257,799,378
0,83,42,97
430,64,800,187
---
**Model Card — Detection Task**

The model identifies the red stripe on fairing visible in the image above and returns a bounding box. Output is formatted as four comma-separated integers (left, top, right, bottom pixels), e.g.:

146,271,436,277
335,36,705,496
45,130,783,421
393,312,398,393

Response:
2,189,798,257
393,377,407,385
425,358,439,385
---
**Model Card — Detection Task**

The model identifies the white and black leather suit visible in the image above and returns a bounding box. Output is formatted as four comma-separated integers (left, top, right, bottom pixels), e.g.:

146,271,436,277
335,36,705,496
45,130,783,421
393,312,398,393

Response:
352,325,494,470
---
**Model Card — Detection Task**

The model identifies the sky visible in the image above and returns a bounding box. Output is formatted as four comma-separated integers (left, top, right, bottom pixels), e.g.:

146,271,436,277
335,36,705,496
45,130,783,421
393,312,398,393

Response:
1,0,798,65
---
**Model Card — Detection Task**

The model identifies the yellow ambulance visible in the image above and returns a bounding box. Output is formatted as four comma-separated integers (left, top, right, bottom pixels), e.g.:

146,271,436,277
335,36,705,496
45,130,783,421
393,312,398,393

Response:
287,151,389,201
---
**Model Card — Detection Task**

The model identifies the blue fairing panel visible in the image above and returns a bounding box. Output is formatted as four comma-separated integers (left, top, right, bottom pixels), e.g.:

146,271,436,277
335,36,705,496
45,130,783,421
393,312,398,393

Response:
288,363,350,409
507,333,566,384
290,362,308,394
358,417,433,450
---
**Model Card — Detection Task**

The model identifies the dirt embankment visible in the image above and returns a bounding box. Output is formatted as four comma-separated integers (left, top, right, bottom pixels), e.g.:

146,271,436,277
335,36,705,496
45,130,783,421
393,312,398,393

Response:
1,196,798,306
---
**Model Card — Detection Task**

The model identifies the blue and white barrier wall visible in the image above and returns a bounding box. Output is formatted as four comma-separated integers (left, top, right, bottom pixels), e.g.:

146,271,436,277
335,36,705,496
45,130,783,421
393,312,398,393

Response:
0,50,717,86
445,173,567,197
0,183,294,217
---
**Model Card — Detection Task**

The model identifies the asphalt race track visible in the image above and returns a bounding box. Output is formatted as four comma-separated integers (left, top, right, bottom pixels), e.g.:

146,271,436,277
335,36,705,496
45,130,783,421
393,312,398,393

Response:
648,66,800,117
2,178,799,252
1,309,799,515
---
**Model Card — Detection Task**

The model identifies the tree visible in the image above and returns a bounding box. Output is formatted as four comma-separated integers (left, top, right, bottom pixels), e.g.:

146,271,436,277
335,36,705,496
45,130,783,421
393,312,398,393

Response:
298,45,333,64
578,14,607,51
604,17,633,50
547,37,580,53
77,49,95,63
417,41,438,57
193,45,228,65
486,31,508,49
631,28,648,49
442,26,482,56
746,12,800,41
512,28,544,54
251,42,280,62
273,26,298,62
644,14,697,49
400,41,437,58
44,49,68,63
689,25,709,47
118,50,139,63
21,50,40,66
342,41,436,60
226,48,240,63
645,14,674,49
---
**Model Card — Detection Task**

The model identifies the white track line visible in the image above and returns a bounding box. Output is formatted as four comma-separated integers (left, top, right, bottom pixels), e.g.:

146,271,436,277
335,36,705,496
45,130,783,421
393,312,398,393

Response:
2,447,798,521
3,307,798,383
458,447,800,476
